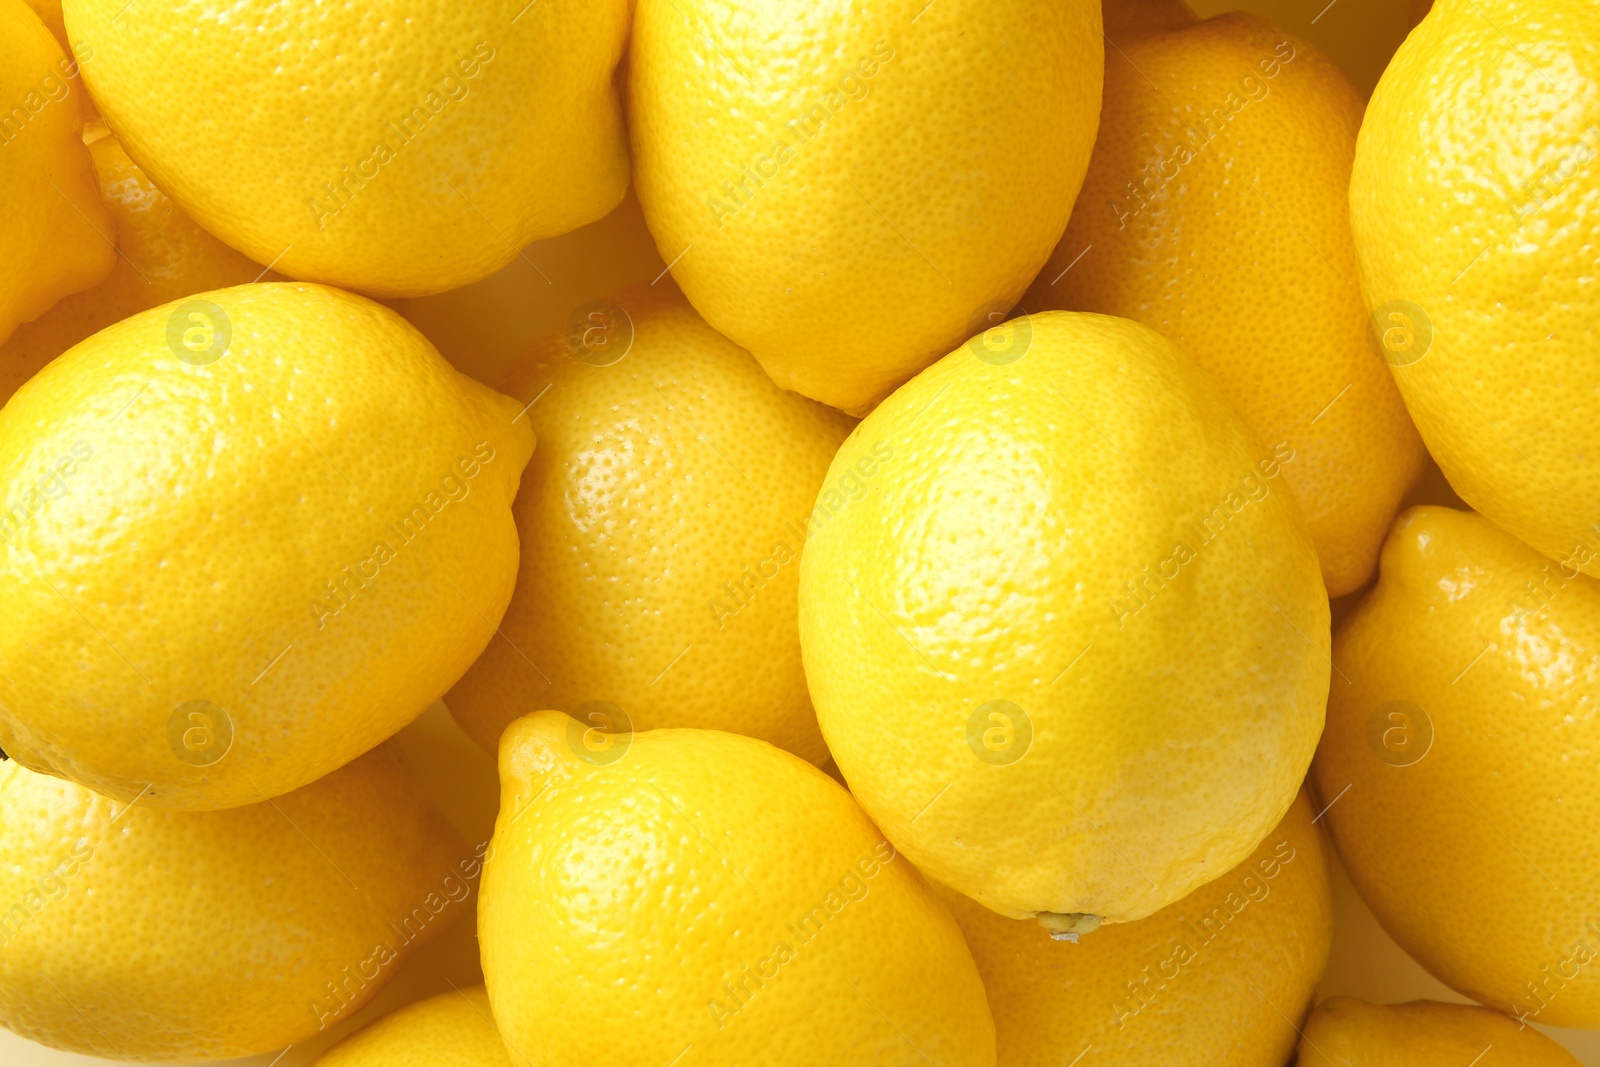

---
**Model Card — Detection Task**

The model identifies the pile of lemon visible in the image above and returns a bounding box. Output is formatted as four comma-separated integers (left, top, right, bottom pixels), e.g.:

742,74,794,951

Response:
1,0,1596,1064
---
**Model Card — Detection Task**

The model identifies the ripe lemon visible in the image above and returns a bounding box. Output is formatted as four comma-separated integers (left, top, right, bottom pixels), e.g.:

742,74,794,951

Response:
1349,0,1600,576
447,283,851,762
629,0,1104,414
1025,0,1423,597
19,0,63,48
2,125,268,408
61,0,632,297
0,282,533,810
940,789,1330,1067
798,311,1329,926
313,986,516,1067
480,711,996,1066
1298,997,1582,1067
0,742,470,1060
0,0,112,345
1314,506,1600,1027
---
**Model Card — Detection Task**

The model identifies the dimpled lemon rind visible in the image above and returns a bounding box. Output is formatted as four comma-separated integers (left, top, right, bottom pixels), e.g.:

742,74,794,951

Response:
1026,0,1423,597
60,0,632,297
1349,0,1600,575
629,0,1104,414
799,310,1329,924
480,711,997,1066
0,743,468,1060
0,282,533,810
1314,506,1600,1027
447,283,852,762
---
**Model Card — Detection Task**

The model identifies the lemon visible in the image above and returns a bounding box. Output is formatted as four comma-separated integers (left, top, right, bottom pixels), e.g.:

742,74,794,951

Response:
1025,0,1423,598
61,0,631,297
1298,997,1582,1067
799,311,1329,926
313,986,516,1067
0,742,470,1061
0,0,112,345
0,282,533,810
940,789,1330,1067
2,125,268,409
447,283,852,762
19,0,63,48
1348,0,1600,577
629,0,1104,414
480,711,996,1066
1314,506,1600,1027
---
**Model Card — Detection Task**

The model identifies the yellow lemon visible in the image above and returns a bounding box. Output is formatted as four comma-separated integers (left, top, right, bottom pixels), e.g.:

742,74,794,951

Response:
1298,997,1582,1067
1025,0,1423,597
1314,506,1600,1027
61,0,631,297
1348,0,1600,577
798,311,1329,926
19,0,63,48
313,986,516,1067
0,742,470,1061
0,0,112,345
629,0,1104,414
0,282,533,810
447,284,851,762
2,125,268,408
941,790,1330,1067
480,711,996,1066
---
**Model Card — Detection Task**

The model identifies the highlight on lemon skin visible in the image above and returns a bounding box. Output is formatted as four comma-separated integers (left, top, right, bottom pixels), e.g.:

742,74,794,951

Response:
1348,0,1600,578
60,0,633,297
479,710,997,1067
0,743,467,1061
0,282,534,810
1314,505,1600,1027
447,282,851,765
